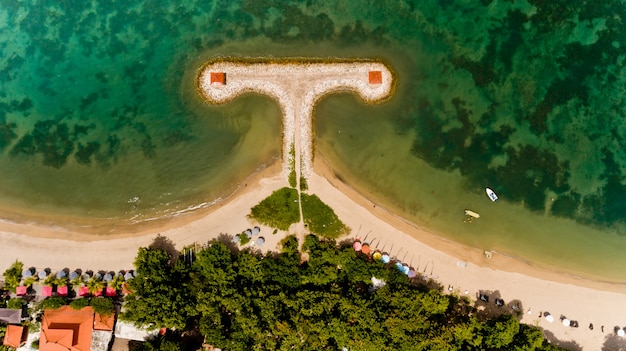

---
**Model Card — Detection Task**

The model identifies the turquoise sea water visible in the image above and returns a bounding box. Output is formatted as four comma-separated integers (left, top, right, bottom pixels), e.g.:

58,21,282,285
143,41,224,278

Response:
0,1,625,281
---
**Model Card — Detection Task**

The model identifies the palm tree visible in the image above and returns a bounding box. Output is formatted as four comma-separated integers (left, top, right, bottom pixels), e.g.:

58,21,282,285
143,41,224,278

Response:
86,276,105,295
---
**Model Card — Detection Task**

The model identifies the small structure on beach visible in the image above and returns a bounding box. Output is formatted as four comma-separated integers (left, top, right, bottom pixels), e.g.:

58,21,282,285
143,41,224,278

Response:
3,325,26,348
210,72,226,85
0,309,22,324
368,71,382,85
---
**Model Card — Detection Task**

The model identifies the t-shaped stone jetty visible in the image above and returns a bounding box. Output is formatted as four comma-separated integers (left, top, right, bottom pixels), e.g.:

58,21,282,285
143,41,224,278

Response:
198,59,394,188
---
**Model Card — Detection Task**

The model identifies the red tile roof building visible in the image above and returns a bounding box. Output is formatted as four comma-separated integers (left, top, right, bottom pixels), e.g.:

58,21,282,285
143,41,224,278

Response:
40,306,94,351
3,325,26,348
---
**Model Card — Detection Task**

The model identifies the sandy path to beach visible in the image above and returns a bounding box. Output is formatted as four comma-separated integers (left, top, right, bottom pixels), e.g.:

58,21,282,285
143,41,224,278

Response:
1,60,625,350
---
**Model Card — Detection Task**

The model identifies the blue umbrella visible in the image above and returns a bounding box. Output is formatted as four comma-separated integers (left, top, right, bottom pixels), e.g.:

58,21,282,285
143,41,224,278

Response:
56,271,67,279
103,273,113,282
381,254,390,264
22,269,33,278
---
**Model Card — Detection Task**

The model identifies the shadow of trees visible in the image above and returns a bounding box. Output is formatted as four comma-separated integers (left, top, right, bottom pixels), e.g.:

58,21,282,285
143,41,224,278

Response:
602,332,626,350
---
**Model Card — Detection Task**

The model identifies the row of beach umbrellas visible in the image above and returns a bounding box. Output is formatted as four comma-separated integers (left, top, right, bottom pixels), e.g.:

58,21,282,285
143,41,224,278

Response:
22,268,136,282
353,239,416,278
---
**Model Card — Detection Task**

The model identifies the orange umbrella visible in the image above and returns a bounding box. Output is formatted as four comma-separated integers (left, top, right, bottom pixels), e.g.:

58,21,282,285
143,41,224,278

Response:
361,243,371,255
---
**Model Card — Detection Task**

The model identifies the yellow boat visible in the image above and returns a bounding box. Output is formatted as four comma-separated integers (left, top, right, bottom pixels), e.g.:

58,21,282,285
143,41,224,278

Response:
464,210,480,218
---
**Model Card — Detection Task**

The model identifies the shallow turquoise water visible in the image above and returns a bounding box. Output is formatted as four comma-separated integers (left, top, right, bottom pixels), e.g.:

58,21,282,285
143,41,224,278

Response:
0,1,625,280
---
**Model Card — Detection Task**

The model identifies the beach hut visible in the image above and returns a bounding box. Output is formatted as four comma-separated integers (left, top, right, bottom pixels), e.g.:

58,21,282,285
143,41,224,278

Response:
16,286,27,296
57,286,68,297
210,72,226,85
0,309,21,324
79,286,89,297
361,243,371,255
3,325,26,348
368,71,382,85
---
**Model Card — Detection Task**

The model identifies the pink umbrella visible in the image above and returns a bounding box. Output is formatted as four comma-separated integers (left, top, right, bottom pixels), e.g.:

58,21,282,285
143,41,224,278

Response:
57,286,68,296
16,286,27,296
42,286,52,297
353,241,362,251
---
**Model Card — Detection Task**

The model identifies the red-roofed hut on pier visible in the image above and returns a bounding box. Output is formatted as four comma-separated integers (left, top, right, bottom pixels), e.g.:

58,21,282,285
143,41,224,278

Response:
368,71,382,85
210,72,226,85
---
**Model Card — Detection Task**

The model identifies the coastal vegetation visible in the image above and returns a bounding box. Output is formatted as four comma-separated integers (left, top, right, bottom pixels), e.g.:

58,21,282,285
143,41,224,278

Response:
249,187,349,238
249,187,300,230
301,194,350,238
121,234,565,351
2,261,23,292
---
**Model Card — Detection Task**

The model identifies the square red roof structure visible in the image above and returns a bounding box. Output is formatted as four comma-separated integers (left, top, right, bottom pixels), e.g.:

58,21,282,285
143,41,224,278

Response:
57,286,68,297
42,286,53,297
105,286,116,297
79,286,90,297
40,305,94,351
368,71,382,85
3,325,26,348
16,286,27,296
210,72,226,85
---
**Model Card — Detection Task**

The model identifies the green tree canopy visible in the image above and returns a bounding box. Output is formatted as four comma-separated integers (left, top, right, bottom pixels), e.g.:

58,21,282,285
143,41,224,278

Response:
123,234,565,351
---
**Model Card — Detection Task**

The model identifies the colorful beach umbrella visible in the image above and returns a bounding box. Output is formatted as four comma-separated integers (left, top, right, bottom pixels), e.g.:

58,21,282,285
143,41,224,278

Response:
381,254,390,264
256,237,265,246
38,271,48,279
401,264,410,275
56,270,66,279
361,243,371,255
353,241,362,251
408,269,417,278
372,251,382,261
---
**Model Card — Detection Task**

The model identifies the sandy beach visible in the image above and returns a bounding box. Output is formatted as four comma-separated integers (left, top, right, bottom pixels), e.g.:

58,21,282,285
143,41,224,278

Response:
1,60,626,350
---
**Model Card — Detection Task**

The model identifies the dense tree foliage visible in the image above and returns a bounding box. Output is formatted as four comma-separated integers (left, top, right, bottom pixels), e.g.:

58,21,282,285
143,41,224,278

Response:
123,235,565,351
2,261,23,292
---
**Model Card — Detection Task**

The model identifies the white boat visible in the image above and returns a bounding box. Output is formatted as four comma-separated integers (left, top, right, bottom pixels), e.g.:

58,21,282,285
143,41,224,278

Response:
464,210,480,218
486,188,498,202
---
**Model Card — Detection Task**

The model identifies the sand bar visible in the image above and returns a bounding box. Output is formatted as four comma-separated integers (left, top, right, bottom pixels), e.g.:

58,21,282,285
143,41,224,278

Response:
1,59,625,350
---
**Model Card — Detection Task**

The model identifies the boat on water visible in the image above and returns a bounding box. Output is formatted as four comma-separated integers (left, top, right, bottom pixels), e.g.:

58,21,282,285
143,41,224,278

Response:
464,210,480,218
486,188,498,202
